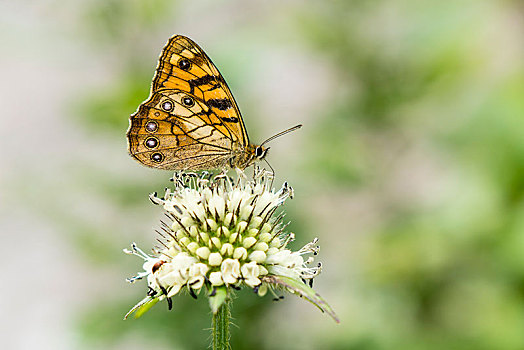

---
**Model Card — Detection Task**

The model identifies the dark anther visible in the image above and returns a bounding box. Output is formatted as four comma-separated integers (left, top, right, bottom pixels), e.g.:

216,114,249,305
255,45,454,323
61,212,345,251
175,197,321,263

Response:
309,279,314,288
158,283,172,310
149,192,158,204
182,96,195,107
231,285,241,291
253,285,260,294
273,297,280,302
147,286,157,297
209,287,217,297
189,288,198,299
173,205,183,215
178,58,191,70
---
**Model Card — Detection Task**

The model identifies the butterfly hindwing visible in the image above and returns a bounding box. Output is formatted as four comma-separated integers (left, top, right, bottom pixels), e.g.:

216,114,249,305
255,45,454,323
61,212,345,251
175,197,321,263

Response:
128,90,236,170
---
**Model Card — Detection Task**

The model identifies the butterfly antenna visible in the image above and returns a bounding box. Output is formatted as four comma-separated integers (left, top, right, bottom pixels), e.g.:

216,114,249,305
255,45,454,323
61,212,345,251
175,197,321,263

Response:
260,124,302,147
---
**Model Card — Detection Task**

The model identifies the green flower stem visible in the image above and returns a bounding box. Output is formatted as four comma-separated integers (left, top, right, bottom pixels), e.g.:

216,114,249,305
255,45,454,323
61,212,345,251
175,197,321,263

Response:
212,299,231,350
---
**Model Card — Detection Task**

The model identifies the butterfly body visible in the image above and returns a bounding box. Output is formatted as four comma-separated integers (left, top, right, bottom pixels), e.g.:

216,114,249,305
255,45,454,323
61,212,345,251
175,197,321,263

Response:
127,35,293,171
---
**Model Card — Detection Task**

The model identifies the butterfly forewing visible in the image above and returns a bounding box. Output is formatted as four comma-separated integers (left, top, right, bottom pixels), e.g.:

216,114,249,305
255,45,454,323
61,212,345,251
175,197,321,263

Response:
151,35,249,146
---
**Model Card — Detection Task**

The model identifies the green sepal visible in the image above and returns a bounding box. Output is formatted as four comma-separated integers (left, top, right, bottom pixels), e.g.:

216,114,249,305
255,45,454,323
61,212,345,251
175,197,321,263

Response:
208,286,228,314
262,275,340,323
123,296,159,320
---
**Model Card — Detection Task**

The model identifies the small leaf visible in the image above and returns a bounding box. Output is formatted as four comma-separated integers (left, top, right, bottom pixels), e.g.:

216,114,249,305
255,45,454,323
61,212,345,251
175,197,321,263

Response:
123,296,159,320
208,287,228,314
261,275,340,323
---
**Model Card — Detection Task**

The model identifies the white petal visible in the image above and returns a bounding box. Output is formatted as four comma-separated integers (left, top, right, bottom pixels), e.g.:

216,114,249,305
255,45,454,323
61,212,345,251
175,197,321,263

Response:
209,271,224,286
248,250,267,263
208,252,223,266
241,261,261,287
221,259,240,284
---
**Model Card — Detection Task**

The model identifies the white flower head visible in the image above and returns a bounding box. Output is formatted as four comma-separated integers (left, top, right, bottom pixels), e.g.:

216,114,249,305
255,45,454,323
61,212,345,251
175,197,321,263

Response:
124,169,338,322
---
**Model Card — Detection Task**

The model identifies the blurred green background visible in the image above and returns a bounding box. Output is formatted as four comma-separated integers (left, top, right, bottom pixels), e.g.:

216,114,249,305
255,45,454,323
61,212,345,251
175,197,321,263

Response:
1,0,524,349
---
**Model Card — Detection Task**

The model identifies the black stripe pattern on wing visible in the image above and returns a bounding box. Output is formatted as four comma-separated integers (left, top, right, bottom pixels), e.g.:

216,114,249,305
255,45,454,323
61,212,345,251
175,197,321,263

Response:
221,117,239,123
207,98,233,111
188,75,214,87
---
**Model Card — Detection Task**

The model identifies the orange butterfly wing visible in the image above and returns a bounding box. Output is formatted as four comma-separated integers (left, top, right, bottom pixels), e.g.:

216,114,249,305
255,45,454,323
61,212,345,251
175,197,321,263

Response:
151,35,249,146
127,35,252,170
127,90,239,170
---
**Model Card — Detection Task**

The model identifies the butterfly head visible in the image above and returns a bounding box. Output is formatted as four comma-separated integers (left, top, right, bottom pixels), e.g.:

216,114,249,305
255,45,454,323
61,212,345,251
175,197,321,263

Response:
235,124,302,169
255,145,269,160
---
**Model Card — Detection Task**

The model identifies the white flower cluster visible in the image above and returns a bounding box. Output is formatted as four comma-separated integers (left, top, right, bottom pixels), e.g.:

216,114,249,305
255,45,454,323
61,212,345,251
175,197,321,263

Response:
125,171,322,313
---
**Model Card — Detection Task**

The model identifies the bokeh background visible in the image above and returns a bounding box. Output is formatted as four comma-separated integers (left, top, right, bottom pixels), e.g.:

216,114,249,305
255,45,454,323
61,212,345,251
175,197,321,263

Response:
2,0,524,349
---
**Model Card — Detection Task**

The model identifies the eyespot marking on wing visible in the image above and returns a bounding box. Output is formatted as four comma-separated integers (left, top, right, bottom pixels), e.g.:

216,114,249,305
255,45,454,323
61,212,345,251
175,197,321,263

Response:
145,137,159,149
151,152,164,163
145,121,158,133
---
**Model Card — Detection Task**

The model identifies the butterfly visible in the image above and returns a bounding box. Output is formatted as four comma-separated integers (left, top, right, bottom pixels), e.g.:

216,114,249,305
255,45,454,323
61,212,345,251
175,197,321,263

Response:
127,35,301,171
